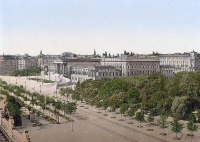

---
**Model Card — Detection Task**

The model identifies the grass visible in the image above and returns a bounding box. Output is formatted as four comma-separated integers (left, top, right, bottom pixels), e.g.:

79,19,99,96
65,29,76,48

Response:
111,116,116,119
103,114,108,116
43,115,57,124
128,122,133,124
30,78,54,83
59,113,71,121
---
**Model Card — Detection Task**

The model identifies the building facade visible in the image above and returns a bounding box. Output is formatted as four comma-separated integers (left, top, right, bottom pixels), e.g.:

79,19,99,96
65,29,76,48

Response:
54,57,101,77
18,55,38,70
101,55,160,77
159,51,200,76
70,65,121,83
37,51,61,72
0,55,18,75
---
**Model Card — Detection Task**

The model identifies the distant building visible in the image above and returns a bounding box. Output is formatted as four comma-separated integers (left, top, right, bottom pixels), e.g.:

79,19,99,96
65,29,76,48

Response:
18,55,38,70
54,57,101,77
160,51,200,76
101,54,160,77
0,55,18,75
76,49,99,58
71,65,121,83
37,50,60,72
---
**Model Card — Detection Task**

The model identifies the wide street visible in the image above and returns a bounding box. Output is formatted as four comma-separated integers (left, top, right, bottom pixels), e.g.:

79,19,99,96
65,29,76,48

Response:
1,76,200,142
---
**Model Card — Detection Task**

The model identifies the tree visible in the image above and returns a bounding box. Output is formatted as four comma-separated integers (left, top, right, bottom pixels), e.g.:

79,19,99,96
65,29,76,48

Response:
102,100,109,114
127,105,136,119
170,118,184,140
135,111,144,127
5,95,22,126
157,115,168,136
60,87,73,102
120,104,128,119
66,102,77,131
187,120,198,142
61,102,68,115
147,112,154,131
52,101,62,123
66,102,77,116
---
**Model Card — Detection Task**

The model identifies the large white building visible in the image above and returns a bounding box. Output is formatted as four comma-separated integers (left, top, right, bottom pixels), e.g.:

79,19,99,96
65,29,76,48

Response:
70,65,121,83
101,54,160,77
54,57,101,77
159,51,200,76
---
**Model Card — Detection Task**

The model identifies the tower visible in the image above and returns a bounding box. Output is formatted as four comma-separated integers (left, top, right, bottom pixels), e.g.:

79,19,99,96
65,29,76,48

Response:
93,49,96,57
39,50,43,57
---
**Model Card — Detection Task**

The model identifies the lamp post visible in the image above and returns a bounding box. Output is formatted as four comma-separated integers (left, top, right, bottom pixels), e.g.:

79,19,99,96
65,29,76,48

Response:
25,81,26,89
49,71,50,81
40,85,41,93
54,91,57,98
45,95,47,115
15,78,17,84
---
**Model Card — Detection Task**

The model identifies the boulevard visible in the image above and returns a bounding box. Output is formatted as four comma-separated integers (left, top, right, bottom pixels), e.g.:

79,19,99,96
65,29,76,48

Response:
0,76,200,142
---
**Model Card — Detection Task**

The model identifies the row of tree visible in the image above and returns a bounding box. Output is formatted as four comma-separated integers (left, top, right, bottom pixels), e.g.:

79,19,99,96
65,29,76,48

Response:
9,67,41,76
0,79,77,125
67,71,200,140
71,71,200,120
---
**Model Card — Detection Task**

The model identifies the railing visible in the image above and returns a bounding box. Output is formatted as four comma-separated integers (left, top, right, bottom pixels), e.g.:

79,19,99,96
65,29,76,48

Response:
0,117,31,142
0,98,30,142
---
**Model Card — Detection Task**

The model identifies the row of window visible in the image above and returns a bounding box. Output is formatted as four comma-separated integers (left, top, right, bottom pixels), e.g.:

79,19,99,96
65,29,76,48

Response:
125,70,157,76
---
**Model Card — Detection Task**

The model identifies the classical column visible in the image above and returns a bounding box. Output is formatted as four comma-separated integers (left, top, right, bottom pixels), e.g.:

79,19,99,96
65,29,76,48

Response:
62,64,65,74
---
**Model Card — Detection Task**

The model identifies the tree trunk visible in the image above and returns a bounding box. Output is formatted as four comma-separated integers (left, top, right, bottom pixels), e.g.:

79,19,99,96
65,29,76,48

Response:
191,135,193,142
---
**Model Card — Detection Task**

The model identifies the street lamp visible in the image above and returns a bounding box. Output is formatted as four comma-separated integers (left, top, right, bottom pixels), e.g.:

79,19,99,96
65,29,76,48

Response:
44,95,47,115
54,91,57,98
25,81,26,89
40,85,41,93
15,78,17,84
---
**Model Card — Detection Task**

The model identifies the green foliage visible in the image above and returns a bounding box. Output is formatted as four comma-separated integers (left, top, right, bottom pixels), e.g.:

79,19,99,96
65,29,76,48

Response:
66,102,77,115
69,71,200,120
170,118,184,138
102,100,110,113
157,115,168,134
119,103,128,116
127,104,136,118
5,96,22,126
135,111,144,123
187,120,198,135
147,111,154,124
9,67,41,76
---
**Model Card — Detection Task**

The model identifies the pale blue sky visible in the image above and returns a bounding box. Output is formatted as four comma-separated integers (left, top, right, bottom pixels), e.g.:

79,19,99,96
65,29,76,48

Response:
0,0,200,56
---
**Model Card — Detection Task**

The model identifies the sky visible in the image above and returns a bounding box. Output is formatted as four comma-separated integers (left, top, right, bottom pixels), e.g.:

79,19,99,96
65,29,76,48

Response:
0,0,200,56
